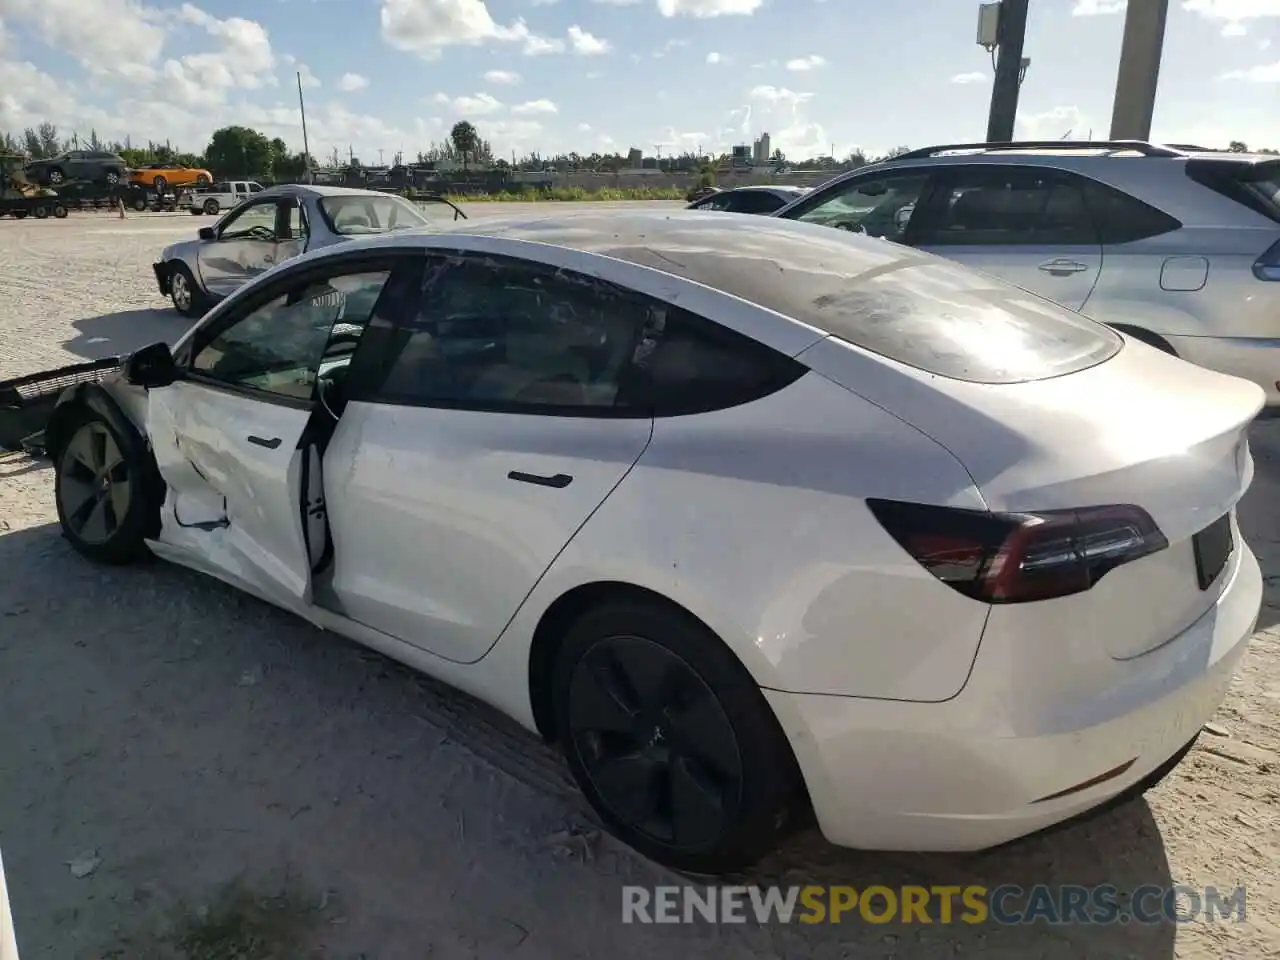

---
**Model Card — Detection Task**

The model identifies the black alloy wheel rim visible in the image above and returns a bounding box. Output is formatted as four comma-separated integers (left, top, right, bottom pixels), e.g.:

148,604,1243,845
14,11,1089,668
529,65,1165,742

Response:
59,422,131,545
568,636,744,850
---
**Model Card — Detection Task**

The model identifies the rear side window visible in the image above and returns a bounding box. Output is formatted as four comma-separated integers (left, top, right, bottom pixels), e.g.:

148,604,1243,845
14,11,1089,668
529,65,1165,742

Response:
1078,179,1182,243
924,166,1098,246
374,254,804,416
732,191,788,214
1186,158,1280,224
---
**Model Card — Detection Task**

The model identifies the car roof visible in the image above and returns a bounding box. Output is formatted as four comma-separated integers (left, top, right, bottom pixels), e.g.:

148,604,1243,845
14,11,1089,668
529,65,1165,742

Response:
719,185,808,194
321,209,991,337
251,184,396,200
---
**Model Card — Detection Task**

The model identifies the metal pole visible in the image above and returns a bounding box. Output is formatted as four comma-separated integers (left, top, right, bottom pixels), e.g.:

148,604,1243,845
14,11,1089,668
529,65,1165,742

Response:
297,71,313,183
1108,0,1169,140
985,0,1030,142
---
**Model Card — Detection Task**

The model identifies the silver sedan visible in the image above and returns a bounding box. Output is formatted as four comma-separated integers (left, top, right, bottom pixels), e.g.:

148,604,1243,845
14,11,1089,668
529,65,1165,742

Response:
152,184,466,316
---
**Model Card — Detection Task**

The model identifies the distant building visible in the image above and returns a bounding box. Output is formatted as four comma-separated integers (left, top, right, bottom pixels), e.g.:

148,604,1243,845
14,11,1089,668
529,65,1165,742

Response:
731,144,751,167
753,132,772,164
627,147,643,168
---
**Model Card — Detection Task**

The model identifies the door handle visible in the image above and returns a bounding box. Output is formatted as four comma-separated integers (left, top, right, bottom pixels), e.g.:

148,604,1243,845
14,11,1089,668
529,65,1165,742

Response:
1037,258,1089,276
507,470,573,489
263,254,274,263
247,435,282,449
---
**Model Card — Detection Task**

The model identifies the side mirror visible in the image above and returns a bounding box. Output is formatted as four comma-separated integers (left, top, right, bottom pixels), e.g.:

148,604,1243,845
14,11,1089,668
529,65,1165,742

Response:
198,226,216,241
122,342,180,389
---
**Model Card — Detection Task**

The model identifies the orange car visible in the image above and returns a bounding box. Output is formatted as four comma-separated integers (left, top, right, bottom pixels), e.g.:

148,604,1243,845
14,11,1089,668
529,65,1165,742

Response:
127,162,213,192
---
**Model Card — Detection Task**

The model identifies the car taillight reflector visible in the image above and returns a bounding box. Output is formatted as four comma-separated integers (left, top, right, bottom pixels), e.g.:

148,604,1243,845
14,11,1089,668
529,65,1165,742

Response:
1253,238,1280,281
866,499,1168,604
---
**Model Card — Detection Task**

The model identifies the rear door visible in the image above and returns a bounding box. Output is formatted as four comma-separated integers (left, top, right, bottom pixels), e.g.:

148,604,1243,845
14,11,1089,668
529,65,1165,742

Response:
321,252,655,663
915,164,1103,311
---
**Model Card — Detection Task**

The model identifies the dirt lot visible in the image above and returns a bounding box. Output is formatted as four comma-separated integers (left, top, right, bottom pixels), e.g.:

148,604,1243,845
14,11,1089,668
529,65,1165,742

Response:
1,212,1278,959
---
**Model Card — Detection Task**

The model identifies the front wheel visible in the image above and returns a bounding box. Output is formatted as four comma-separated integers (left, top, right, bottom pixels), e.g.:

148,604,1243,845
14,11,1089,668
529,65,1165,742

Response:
554,599,803,874
54,410,158,564
168,262,206,317
203,199,220,216
33,205,48,219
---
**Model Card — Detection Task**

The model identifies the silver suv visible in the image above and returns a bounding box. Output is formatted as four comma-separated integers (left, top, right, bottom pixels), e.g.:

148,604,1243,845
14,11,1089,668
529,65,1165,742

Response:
773,140,1280,410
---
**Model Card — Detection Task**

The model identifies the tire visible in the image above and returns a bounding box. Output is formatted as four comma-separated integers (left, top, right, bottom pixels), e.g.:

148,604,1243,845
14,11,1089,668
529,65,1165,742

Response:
47,168,65,185
53,204,68,219
203,199,220,216
105,169,122,186
153,175,167,192
33,205,48,219
553,599,802,874
168,262,206,317
53,408,159,565
12,210,27,219
133,196,147,212
195,173,211,186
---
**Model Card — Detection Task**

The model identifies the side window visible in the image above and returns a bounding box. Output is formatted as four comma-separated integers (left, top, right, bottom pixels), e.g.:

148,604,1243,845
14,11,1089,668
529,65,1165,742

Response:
375,255,805,416
697,193,734,211
191,268,393,400
218,201,278,241
249,182,264,194
379,257,650,409
1079,179,1182,244
788,172,931,243
924,166,1098,246
734,191,786,215
212,181,229,194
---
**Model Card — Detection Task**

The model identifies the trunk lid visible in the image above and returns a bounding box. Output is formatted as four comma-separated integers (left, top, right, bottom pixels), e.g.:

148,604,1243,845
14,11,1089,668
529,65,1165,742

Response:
800,334,1264,659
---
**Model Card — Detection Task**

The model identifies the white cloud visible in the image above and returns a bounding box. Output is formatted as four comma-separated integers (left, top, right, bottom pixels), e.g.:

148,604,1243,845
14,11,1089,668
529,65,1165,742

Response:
379,0,563,59
785,54,826,71
577,121,591,131
1015,105,1092,139
484,69,521,84
657,0,763,17
950,71,988,84
1072,0,1127,13
0,0,168,76
592,0,641,4
749,85,813,106
568,25,610,54
431,91,504,114
295,63,321,89
1221,59,1280,80
706,51,721,64
511,98,558,114
337,72,369,92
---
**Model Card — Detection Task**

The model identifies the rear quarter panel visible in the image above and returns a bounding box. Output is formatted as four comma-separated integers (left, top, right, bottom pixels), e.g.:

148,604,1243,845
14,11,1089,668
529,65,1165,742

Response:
515,371,993,702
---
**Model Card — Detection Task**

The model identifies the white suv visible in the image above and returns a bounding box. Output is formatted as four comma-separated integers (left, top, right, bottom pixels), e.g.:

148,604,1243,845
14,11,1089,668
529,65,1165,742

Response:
774,140,1280,411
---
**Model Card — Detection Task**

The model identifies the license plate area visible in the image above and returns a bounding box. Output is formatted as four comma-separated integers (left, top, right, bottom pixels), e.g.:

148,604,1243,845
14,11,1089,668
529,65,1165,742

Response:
1192,513,1234,591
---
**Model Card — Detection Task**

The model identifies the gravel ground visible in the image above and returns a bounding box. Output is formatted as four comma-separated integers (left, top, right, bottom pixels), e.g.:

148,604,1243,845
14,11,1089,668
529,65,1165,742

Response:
1,212,1279,959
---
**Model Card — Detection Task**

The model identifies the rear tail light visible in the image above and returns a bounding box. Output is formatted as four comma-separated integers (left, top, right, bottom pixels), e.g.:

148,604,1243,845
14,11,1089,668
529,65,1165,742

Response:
1253,238,1280,281
867,499,1168,604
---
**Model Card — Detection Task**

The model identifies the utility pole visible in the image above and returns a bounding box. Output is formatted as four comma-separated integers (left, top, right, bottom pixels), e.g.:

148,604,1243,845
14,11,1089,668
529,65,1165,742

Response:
983,0,1030,142
297,71,313,183
1109,0,1169,140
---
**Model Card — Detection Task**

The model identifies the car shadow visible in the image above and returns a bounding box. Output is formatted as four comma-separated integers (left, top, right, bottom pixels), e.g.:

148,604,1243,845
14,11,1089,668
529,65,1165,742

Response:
0,504,1182,960
62,307,183,362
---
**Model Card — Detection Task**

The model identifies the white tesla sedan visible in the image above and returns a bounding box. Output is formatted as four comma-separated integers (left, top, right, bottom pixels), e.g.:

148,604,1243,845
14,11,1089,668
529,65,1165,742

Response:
46,211,1263,874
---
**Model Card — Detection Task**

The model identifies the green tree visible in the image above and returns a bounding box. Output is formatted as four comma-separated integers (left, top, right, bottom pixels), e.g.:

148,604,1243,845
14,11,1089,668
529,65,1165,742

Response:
205,125,273,178
37,122,60,157
1228,140,1248,152
450,120,479,169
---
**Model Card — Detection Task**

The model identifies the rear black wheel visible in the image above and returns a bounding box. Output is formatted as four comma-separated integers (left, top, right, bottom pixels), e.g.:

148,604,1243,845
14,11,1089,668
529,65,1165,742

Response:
54,410,158,564
554,599,802,874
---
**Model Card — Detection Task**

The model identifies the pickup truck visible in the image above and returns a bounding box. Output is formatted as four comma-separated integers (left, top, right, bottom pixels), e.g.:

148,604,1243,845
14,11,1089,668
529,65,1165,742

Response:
188,180,265,216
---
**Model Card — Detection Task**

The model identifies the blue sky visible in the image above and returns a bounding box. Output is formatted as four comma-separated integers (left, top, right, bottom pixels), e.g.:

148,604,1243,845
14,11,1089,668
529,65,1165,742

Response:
0,0,1277,162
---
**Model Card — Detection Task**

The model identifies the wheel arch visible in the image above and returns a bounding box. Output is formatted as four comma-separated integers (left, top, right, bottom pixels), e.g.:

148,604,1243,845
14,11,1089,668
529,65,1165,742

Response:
1110,323,1178,355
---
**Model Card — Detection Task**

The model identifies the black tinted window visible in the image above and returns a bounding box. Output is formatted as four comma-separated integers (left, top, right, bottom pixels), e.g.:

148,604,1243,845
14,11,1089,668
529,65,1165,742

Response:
926,166,1098,245
376,255,801,415
733,191,788,214
1081,179,1182,242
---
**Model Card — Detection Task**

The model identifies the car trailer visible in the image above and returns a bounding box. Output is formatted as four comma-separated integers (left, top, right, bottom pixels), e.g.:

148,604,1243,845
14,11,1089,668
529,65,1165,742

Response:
0,357,120,452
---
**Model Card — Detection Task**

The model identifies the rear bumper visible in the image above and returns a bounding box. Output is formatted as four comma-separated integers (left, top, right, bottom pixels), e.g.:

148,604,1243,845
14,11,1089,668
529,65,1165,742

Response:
153,261,169,296
767,536,1262,852
1165,334,1280,409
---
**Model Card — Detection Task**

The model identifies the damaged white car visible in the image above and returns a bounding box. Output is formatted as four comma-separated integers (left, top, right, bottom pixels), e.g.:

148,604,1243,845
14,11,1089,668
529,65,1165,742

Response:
46,212,1263,874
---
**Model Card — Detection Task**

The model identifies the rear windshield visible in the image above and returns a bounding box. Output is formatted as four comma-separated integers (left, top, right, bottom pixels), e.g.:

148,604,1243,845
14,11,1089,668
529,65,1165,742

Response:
591,221,1122,384
1186,158,1280,224
318,194,433,236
